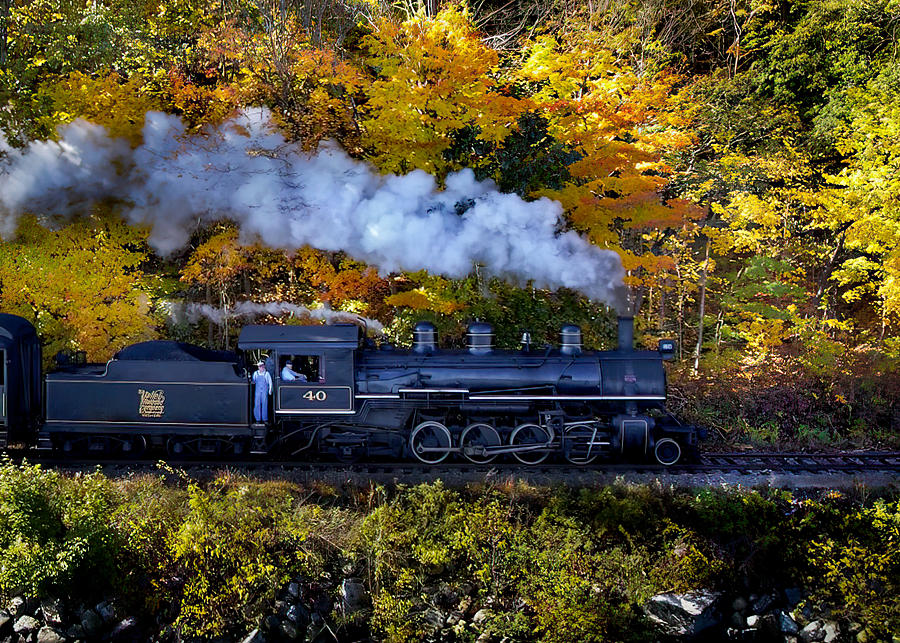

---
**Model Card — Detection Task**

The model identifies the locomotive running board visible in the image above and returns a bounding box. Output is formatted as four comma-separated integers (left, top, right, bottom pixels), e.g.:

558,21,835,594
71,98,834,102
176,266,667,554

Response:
359,393,666,401
468,395,666,401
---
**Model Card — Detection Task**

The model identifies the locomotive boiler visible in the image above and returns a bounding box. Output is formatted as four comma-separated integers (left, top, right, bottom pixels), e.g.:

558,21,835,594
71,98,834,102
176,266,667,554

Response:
0,312,702,465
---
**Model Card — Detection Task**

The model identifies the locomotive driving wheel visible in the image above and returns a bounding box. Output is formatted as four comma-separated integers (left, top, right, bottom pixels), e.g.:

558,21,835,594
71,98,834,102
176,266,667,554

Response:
562,423,601,465
459,423,501,464
409,421,453,464
509,423,553,465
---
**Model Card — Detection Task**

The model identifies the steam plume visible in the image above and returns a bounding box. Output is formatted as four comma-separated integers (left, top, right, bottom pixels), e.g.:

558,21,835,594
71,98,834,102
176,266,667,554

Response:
0,109,628,309
165,300,384,334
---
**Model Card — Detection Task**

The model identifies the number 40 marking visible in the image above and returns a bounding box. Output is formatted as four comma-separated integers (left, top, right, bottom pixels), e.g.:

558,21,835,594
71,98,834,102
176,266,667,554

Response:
303,390,328,402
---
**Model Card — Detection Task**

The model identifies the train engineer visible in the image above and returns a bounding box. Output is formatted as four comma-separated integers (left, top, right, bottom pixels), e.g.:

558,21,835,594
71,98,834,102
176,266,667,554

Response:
281,360,306,382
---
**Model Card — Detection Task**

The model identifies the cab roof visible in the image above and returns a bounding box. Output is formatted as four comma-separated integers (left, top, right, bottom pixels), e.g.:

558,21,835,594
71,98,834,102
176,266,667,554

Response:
237,324,361,351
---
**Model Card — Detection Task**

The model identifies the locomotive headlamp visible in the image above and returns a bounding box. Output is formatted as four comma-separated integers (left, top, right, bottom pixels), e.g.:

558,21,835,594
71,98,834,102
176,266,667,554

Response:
658,339,676,360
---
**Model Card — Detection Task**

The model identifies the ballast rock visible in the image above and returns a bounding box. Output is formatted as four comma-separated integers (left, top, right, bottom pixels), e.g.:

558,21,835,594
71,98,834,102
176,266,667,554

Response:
644,590,722,638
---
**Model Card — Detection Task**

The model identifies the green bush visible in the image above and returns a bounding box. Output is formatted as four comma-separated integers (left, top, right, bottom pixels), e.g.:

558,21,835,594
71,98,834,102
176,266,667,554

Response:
0,459,121,598
804,499,900,636
0,461,896,641
169,480,313,637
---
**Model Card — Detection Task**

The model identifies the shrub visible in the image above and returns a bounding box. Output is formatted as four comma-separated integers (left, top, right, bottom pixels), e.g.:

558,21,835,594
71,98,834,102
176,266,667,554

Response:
113,474,189,611
0,459,121,599
169,480,312,637
804,499,900,636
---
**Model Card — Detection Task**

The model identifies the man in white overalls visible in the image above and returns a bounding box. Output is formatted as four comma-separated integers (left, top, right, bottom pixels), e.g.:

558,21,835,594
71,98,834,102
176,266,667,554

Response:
252,360,273,423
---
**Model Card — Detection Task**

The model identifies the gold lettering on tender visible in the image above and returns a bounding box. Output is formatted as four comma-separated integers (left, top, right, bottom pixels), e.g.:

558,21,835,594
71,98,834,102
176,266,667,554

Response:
138,389,166,418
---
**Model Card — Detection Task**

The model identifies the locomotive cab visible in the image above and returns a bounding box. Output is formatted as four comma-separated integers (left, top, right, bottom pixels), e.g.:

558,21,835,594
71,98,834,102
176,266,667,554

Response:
237,324,361,419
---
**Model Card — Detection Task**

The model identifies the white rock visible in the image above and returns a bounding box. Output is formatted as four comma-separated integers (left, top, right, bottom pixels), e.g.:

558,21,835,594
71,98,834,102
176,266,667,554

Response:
13,615,40,634
40,599,63,627
6,597,24,618
473,609,491,624
644,591,722,637
800,619,826,642
36,626,66,643
239,628,265,643
823,621,840,643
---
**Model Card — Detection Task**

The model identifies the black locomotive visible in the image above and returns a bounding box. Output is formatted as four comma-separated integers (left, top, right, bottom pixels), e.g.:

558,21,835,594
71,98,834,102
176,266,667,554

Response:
0,312,702,465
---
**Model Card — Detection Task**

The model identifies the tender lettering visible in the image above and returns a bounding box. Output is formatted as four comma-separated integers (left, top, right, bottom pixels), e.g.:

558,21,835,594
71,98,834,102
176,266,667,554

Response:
138,388,166,417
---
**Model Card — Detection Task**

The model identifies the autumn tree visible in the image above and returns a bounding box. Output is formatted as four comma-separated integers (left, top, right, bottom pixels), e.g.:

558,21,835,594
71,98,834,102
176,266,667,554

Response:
0,213,158,361
516,30,701,313
360,4,525,174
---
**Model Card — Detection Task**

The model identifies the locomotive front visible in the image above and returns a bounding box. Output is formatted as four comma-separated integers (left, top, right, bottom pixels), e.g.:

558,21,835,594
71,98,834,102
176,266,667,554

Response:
349,317,698,466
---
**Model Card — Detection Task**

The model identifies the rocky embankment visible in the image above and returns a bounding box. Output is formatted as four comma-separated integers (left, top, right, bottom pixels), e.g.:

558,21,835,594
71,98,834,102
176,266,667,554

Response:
645,588,892,643
1,580,892,643
0,597,137,643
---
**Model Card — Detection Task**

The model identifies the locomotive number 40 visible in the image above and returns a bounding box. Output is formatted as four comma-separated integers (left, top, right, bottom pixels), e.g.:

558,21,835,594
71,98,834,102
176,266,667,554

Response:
303,390,328,402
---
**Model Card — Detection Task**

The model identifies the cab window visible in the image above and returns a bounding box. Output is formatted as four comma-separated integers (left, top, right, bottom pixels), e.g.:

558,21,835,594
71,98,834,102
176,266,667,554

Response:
281,355,322,383
0,349,5,386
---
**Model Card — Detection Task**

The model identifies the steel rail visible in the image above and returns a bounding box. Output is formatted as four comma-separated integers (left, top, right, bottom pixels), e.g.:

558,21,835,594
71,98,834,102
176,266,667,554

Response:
7,450,899,477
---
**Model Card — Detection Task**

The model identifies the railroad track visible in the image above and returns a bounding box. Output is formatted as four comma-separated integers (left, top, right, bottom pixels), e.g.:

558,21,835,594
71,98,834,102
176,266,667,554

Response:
694,451,900,472
14,450,900,480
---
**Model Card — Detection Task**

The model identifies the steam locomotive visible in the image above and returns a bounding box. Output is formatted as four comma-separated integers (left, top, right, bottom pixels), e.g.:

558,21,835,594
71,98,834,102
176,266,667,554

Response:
0,313,702,465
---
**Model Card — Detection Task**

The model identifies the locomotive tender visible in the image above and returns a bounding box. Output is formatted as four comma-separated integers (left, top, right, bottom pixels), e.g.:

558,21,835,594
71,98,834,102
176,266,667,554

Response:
0,312,702,465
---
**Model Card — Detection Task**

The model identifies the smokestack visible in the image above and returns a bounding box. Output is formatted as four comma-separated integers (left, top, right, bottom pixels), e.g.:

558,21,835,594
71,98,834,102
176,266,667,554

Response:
617,316,634,351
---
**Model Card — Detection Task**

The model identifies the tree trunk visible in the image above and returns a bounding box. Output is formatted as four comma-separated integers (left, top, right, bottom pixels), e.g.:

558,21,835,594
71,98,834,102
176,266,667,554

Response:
814,229,848,323
658,277,667,333
221,291,229,351
693,239,710,372
206,284,214,347
675,262,684,361
0,0,9,71
714,309,724,354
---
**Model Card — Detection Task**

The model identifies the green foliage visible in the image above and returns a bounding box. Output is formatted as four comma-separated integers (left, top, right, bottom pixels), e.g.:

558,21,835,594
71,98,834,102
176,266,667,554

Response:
443,112,582,197
801,499,900,637
0,462,897,638
0,459,121,597
744,0,898,146
169,480,312,637
386,274,617,351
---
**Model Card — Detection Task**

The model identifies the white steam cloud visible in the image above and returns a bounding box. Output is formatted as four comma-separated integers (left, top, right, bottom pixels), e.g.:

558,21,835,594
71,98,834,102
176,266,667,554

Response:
0,109,628,310
165,300,384,334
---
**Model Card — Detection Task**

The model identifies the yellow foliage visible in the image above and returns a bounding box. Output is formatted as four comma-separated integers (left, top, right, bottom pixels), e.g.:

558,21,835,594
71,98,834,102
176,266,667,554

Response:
385,288,466,314
181,227,251,288
518,33,699,290
35,72,161,145
361,5,526,174
0,214,158,362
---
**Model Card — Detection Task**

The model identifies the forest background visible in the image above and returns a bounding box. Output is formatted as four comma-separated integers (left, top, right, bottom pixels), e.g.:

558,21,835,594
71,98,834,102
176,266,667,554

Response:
1,0,899,447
